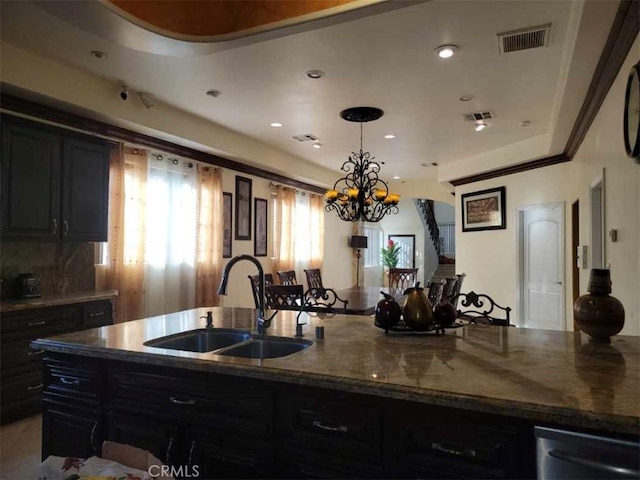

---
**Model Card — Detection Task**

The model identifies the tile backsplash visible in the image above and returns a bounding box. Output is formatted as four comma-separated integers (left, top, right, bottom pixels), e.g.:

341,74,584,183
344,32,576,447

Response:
1,241,95,297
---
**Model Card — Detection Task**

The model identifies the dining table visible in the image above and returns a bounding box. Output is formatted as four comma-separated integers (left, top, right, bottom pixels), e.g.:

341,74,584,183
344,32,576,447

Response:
334,286,403,315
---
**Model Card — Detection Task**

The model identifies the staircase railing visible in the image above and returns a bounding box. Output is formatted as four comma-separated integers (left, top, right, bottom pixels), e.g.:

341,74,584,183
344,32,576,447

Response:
415,199,441,255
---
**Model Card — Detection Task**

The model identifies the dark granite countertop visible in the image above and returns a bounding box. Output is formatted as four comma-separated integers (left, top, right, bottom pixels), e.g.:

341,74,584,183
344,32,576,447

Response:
32,307,640,435
1,289,118,313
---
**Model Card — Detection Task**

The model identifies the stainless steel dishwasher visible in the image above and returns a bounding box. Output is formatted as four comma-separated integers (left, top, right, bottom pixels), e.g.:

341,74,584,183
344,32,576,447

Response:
535,426,639,479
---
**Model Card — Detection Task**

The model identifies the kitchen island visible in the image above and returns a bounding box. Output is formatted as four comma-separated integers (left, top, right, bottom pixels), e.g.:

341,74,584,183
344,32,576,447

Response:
32,307,639,479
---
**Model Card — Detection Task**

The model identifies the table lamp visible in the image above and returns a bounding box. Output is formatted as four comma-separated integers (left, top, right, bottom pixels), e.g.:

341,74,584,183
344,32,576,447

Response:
350,235,368,287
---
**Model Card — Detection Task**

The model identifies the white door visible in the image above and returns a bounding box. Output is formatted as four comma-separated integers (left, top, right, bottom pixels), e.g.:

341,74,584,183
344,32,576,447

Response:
522,203,565,330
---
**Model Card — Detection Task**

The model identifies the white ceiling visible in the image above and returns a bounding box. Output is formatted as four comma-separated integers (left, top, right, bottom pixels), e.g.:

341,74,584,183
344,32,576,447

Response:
0,0,619,182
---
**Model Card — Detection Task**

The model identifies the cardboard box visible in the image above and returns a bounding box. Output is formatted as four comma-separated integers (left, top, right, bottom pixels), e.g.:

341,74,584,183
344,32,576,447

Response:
102,441,174,480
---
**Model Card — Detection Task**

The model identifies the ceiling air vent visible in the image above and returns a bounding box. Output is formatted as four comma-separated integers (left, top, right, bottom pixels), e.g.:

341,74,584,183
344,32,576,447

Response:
292,134,319,142
464,111,493,122
498,23,551,54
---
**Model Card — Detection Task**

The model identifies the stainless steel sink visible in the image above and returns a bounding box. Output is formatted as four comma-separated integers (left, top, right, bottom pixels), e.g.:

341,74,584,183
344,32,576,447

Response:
217,336,313,359
144,328,251,353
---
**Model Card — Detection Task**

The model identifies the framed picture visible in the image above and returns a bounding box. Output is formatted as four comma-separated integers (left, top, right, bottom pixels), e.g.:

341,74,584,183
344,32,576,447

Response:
222,192,232,258
254,198,268,257
235,176,252,240
388,234,415,268
461,186,506,232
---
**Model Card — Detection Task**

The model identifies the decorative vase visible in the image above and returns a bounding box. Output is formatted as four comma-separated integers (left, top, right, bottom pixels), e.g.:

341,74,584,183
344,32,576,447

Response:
402,282,433,331
573,269,625,343
374,291,402,333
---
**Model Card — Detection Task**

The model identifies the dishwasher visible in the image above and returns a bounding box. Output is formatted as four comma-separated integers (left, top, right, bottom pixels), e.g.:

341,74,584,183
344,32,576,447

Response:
535,426,640,479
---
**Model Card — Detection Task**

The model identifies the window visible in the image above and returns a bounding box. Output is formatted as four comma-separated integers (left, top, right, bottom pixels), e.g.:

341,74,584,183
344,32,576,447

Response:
364,224,383,267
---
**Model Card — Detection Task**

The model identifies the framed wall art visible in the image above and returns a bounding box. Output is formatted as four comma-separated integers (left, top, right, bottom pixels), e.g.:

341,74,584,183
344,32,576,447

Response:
222,192,232,258
388,234,416,268
254,198,268,257
461,186,506,232
235,176,252,240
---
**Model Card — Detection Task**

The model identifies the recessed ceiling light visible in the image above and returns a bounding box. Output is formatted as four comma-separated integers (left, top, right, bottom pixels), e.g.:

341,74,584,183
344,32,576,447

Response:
474,123,488,132
434,44,459,59
384,134,396,139
306,70,325,79
393,176,400,180
520,120,532,127
90,50,107,59
270,122,284,128
459,95,474,102
205,89,221,98
312,142,322,149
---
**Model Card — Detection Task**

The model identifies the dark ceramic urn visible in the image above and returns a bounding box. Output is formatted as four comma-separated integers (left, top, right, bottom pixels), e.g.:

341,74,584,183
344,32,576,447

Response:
573,269,625,343
374,291,402,332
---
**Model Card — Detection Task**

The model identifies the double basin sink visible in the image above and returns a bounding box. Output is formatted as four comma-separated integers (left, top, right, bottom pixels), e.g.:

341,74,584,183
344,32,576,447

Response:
144,328,312,359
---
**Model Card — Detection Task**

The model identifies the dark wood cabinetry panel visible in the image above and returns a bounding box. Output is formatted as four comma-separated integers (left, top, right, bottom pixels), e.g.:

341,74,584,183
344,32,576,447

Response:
41,353,541,479
1,114,111,242
1,120,61,239
42,404,101,460
62,137,110,241
0,301,113,425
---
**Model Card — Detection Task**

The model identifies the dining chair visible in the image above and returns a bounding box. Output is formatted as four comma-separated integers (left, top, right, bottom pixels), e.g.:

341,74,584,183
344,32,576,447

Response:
277,270,297,285
304,268,324,290
248,273,274,309
265,284,304,310
450,273,466,309
449,291,513,326
388,268,418,291
441,277,458,302
427,279,446,305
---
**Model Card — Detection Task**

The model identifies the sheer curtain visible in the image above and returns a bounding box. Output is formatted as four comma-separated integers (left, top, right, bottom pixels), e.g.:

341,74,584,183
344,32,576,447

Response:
273,186,296,273
145,156,197,317
195,165,223,307
273,187,324,282
105,147,148,323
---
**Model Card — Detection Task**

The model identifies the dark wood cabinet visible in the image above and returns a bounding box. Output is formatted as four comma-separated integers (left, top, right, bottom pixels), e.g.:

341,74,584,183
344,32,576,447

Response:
42,404,102,460
40,353,540,479
0,300,113,425
1,115,111,242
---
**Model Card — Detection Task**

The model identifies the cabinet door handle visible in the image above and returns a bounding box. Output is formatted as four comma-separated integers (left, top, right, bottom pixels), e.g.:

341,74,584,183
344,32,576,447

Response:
169,396,195,406
165,437,175,464
27,383,43,391
63,220,69,236
60,377,81,386
312,420,348,433
28,320,46,327
52,218,58,235
431,442,478,458
188,440,197,467
90,421,99,455
89,311,105,317
28,349,44,356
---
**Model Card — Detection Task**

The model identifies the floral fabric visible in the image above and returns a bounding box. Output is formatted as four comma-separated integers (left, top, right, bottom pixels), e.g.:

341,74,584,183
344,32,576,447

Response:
36,455,150,480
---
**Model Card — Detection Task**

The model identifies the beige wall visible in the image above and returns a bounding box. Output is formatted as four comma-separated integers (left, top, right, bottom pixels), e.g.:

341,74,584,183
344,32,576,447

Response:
456,34,640,336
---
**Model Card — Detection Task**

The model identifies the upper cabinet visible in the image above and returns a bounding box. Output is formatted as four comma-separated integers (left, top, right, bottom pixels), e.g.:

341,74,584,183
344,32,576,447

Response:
1,115,111,242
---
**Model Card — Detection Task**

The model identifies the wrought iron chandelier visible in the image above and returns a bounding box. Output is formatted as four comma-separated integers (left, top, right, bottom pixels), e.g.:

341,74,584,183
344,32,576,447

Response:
325,107,400,222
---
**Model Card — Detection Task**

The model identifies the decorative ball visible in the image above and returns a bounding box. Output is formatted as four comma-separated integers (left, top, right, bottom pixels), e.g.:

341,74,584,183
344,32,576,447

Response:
434,301,457,328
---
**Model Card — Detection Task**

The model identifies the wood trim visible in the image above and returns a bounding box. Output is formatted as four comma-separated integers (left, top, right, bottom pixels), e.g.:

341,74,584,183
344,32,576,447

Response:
0,94,327,195
450,154,570,187
452,0,639,186
564,0,640,159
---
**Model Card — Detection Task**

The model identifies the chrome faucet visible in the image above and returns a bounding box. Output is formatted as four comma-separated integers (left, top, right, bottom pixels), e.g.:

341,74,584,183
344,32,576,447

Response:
217,255,276,335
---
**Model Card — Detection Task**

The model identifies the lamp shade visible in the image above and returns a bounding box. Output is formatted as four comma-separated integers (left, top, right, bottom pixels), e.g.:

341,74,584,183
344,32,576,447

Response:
350,235,368,249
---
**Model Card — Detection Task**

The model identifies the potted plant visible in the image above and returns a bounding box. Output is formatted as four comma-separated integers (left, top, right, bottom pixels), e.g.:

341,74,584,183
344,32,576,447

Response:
381,239,401,285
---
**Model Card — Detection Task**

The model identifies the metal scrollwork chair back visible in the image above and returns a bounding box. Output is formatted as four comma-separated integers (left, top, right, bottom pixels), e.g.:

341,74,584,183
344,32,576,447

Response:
296,287,349,328
304,268,324,290
248,273,274,309
449,291,513,326
265,284,304,310
277,270,298,286
388,268,418,292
